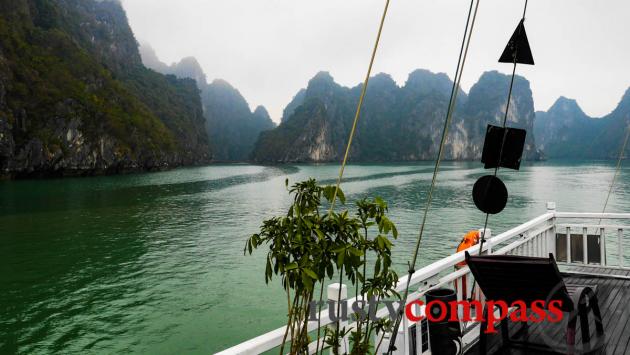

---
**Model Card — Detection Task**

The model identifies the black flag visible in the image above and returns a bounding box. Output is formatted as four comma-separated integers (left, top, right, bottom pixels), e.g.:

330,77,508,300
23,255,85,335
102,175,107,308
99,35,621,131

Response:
499,19,534,65
481,125,527,170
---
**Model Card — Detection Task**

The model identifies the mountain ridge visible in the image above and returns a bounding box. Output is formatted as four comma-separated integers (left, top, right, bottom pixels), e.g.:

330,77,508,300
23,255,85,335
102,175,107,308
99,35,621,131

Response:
252,69,541,163
534,89,630,159
139,44,276,161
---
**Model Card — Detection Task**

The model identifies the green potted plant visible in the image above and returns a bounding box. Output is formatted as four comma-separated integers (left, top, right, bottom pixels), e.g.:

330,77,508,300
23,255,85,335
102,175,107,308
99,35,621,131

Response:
245,179,400,354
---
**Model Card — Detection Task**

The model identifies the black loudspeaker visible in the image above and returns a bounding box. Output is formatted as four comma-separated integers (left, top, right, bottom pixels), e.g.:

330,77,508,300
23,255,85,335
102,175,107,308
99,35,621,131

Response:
425,288,463,355
481,125,527,170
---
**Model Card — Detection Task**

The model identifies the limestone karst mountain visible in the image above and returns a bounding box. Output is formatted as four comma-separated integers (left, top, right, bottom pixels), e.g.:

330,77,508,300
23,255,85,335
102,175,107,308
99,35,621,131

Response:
0,0,210,177
534,90,630,159
139,44,275,161
252,70,541,162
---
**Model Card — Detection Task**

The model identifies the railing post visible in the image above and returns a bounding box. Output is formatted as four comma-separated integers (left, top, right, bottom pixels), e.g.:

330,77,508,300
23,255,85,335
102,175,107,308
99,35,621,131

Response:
600,227,606,266
582,227,588,264
618,228,623,268
547,202,557,258
327,283,348,354
479,228,492,254
566,226,572,263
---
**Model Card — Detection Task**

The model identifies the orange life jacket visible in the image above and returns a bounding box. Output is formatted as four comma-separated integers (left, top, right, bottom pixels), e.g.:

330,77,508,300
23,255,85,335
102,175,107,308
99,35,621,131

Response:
455,230,480,268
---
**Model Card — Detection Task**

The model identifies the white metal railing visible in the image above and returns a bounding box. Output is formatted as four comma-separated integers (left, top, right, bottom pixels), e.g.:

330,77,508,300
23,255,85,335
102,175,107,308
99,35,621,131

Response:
217,203,630,355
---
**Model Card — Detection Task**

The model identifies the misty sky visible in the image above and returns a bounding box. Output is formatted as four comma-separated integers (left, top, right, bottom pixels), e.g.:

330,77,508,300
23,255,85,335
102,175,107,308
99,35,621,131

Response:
121,0,630,122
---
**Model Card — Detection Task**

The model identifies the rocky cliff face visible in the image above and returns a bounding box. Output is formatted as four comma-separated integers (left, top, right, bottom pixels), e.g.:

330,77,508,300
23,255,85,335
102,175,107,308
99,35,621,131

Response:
202,80,275,161
281,89,306,122
252,70,541,163
451,71,539,160
139,44,208,86
139,44,275,161
534,97,600,158
598,89,630,158
0,0,210,178
534,89,630,159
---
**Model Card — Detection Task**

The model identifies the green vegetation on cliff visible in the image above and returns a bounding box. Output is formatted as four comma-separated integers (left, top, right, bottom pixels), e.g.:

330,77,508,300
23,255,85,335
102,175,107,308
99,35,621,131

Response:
0,0,209,178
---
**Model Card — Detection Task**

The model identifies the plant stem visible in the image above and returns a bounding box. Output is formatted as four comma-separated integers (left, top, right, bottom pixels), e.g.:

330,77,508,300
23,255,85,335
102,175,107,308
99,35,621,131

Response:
299,290,313,354
292,293,301,354
374,330,386,354
294,293,305,354
359,230,368,350
334,264,344,355
365,296,382,345
280,288,292,355
315,282,324,355
291,294,300,354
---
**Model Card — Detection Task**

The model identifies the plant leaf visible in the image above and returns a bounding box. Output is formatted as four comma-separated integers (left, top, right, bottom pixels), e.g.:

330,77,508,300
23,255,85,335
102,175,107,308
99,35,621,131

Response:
337,251,345,268
326,263,334,278
315,229,324,239
303,268,318,280
285,262,298,270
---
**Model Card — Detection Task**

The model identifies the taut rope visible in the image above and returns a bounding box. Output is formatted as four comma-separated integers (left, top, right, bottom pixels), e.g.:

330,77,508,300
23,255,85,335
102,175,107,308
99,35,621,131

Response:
387,0,481,352
327,0,391,215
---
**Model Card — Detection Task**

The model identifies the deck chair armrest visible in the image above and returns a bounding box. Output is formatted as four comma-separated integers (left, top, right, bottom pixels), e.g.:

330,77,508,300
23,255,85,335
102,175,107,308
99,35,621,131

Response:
566,285,596,311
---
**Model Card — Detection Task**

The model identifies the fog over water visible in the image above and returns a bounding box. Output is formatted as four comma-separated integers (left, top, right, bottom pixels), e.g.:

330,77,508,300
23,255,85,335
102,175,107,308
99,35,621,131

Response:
121,0,630,121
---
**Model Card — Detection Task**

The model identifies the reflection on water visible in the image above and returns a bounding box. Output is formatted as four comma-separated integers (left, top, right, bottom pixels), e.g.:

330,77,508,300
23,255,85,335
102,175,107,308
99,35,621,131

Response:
0,161,628,353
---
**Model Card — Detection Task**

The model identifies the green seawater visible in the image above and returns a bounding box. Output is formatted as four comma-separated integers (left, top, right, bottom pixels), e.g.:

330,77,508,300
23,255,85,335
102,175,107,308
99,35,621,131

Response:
1,161,629,354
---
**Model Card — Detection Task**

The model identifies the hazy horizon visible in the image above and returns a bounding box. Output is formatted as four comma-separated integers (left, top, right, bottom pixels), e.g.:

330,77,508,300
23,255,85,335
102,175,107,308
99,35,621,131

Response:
121,0,630,122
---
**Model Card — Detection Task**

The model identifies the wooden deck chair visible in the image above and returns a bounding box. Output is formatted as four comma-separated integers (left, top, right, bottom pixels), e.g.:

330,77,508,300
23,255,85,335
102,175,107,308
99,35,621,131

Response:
464,252,604,354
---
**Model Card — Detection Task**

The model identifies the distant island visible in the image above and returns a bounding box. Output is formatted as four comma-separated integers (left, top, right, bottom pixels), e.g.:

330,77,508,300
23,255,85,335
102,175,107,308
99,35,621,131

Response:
1,0,629,179
535,91,630,159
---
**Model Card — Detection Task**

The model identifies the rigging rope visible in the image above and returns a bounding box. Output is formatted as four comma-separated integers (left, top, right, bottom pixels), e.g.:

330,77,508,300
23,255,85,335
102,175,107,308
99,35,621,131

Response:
476,0,529,257
322,2,391,353
387,0,480,352
327,0,391,215
597,124,630,225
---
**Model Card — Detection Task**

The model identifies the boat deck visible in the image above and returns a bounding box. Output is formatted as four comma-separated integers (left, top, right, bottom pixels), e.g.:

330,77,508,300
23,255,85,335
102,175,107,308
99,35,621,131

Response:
466,271,630,355
219,210,630,355
563,265,630,278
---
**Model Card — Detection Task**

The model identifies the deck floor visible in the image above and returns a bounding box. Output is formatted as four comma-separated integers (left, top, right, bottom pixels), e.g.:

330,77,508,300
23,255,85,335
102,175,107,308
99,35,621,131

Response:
465,273,630,355
563,265,630,278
